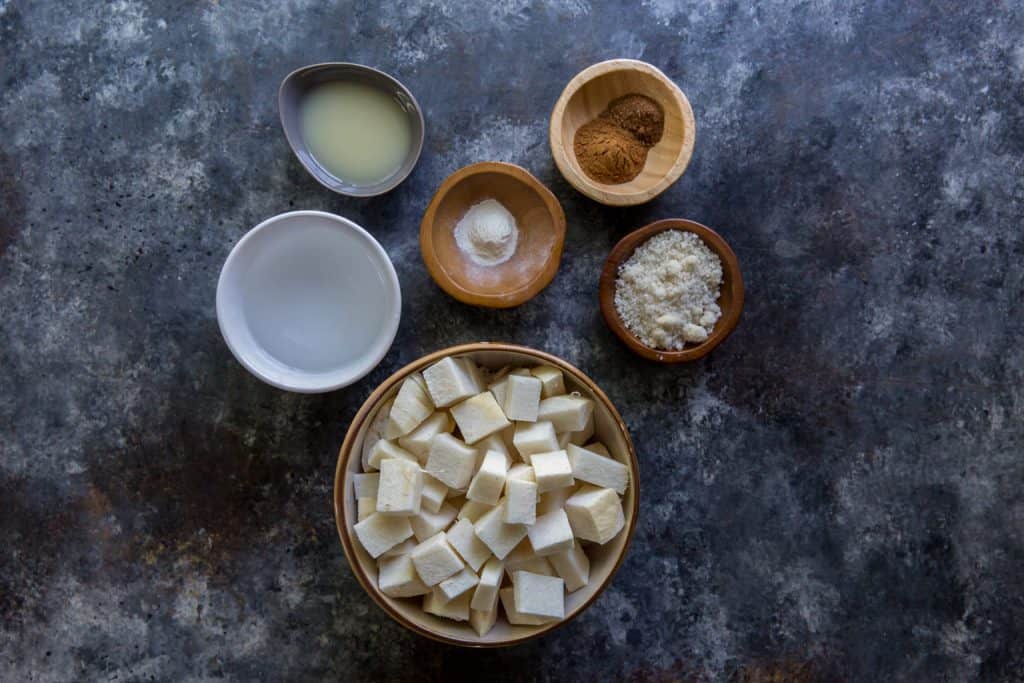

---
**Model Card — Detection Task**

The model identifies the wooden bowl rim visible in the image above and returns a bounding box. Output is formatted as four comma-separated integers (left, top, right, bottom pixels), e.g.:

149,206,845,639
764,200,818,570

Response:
599,219,744,362
549,59,696,207
333,342,640,648
419,162,567,308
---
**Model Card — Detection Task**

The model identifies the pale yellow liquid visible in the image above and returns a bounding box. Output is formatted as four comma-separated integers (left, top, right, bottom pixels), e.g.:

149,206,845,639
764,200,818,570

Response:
300,81,413,186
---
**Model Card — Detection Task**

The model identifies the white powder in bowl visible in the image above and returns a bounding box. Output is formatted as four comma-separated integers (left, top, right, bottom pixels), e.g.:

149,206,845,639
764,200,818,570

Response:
453,199,519,267
614,230,723,350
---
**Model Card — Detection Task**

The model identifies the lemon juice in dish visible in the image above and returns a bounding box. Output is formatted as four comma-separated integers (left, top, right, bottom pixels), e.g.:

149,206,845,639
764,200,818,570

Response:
300,81,413,187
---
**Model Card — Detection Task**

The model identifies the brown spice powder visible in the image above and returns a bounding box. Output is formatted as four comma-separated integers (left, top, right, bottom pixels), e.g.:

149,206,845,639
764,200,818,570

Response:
573,119,649,185
601,94,665,146
573,93,665,185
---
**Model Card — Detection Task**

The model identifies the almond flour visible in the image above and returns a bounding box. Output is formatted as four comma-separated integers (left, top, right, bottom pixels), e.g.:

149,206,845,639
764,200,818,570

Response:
614,230,723,350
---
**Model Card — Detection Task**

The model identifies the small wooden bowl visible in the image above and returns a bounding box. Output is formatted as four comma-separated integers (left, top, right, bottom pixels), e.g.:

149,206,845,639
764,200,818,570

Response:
550,59,696,206
420,162,566,308
599,219,744,362
334,342,639,647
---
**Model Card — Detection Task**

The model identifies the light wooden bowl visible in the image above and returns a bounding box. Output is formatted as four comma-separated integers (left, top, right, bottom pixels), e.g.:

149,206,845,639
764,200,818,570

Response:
420,162,566,308
550,59,696,206
334,343,639,647
599,219,744,362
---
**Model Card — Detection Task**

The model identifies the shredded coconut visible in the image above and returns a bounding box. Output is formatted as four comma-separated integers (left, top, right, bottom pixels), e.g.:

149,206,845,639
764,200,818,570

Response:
453,199,519,267
614,230,723,350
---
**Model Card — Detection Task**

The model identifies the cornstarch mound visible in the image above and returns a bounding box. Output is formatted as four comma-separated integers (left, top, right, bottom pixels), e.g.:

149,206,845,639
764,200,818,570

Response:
614,230,723,350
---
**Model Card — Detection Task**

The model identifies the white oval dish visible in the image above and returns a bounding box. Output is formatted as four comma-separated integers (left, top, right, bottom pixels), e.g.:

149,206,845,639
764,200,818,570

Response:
216,210,401,393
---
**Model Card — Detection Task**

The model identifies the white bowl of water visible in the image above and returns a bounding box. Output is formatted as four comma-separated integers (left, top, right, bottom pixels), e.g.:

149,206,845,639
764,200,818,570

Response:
216,211,401,393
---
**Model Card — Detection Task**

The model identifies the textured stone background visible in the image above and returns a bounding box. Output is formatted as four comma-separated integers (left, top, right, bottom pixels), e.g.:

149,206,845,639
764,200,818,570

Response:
2,1,1023,680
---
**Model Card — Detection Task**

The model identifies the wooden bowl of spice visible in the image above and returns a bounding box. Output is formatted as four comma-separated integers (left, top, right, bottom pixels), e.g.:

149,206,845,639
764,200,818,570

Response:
550,59,696,206
599,219,743,362
420,162,566,308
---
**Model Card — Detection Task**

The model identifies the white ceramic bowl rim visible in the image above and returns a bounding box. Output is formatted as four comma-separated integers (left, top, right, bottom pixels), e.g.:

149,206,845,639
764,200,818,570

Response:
216,210,401,393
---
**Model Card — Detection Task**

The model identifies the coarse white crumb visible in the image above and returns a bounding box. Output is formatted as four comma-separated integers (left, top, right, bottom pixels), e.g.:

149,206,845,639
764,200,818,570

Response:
614,230,723,350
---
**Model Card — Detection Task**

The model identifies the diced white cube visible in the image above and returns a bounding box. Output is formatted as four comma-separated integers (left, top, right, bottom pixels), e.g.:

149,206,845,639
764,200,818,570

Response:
378,554,430,598
376,458,423,516
450,392,511,444
568,410,595,446
470,604,498,637
466,450,508,505
530,450,574,493
423,587,470,621
530,365,565,398
357,497,376,521
437,567,479,601
488,375,509,407
498,425,517,456
583,442,610,457
502,538,533,568
548,541,590,593
513,571,564,619
537,484,579,516
456,498,493,523
446,518,492,571
411,502,458,542
473,501,529,559
512,421,559,461
505,556,553,582
537,395,594,433
470,556,504,612
477,432,511,465
504,478,537,524
502,375,542,422
565,485,625,544
366,440,418,471
506,464,535,483
410,532,464,586
398,411,453,463
423,356,479,408
353,513,414,559
567,443,628,494
419,474,448,515
361,398,393,471
386,373,434,436
500,588,557,626
424,433,479,489
380,538,417,558
353,472,380,499
458,357,485,392
527,509,575,556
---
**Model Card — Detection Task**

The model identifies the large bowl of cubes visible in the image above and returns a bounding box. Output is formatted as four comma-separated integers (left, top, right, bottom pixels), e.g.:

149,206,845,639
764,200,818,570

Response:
334,342,639,646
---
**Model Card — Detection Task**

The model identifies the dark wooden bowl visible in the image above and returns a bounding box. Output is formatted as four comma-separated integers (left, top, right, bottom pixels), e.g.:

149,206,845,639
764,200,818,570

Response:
599,219,744,362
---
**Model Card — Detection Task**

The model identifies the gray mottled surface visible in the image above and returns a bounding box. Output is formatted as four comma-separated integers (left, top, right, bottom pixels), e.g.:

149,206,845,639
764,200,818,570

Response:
2,1,1023,680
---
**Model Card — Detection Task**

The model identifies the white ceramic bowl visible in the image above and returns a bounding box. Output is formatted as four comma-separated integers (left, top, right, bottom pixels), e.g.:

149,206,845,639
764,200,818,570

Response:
217,210,401,393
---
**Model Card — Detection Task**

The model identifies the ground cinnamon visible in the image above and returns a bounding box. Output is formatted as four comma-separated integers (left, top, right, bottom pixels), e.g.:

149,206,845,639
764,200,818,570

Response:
573,119,648,185
573,93,664,185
